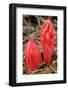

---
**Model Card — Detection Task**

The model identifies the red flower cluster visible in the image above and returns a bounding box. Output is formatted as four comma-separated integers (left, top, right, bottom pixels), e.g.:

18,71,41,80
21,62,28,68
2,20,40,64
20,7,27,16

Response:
24,19,56,73
40,19,56,65
24,38,42,73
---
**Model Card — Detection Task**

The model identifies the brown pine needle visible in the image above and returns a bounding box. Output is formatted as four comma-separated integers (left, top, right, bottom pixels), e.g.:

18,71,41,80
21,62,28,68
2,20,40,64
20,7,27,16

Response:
49,65,57,73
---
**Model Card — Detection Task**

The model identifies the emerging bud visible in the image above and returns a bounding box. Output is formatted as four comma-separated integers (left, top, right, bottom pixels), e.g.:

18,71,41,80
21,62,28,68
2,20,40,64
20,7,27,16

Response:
40,19,56,65
24,38,42,73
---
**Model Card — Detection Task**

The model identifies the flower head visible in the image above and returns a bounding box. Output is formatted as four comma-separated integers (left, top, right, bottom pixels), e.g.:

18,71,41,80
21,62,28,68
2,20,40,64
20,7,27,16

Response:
24,38,42,73
40,19,56,65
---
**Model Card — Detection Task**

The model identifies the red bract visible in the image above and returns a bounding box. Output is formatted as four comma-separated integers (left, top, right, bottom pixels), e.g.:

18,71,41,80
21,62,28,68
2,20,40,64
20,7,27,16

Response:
24,38,42,73
40,19,56,65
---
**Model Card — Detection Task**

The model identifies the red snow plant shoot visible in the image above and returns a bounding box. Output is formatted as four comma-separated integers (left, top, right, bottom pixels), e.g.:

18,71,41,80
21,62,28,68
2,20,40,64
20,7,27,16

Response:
24,38,42,73
40,19,56,65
